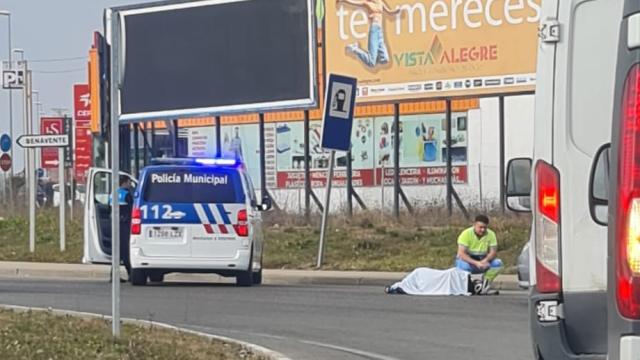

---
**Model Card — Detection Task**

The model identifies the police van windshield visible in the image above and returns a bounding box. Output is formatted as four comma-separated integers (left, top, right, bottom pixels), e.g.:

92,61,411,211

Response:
142,168,245,204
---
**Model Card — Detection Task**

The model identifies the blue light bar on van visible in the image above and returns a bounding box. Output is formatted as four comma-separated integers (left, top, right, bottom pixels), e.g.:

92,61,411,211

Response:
150,157,241,167
194,158,238,166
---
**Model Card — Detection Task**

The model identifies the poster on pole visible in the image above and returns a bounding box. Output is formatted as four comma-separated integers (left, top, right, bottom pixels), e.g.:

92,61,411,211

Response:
73,84,93,183
325,0,540,102
40,117,64,169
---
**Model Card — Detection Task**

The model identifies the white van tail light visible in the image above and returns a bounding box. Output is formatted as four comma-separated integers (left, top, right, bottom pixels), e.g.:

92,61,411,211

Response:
234,209,248,237
131,207,142,235
535,160,562,293
616,63,640,319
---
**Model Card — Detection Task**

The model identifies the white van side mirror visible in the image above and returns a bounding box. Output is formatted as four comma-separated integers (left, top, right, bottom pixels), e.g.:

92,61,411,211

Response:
589,144,610,226
506,157,532,212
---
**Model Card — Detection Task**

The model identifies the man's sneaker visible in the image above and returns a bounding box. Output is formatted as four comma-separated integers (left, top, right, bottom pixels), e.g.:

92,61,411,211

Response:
479,279,499,295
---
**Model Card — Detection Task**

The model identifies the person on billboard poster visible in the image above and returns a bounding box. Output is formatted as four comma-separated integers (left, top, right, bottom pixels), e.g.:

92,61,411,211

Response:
338,0,400,68
378,122,391,165
229,126,244,161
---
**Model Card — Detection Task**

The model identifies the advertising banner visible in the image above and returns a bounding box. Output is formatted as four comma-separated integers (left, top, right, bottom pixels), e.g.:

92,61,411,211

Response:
40,117,64,169
188,111,469,189
325,0,540,102
74,84,93,183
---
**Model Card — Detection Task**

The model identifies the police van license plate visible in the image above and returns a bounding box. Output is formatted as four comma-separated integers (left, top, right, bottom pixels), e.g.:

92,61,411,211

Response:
149,227,183,239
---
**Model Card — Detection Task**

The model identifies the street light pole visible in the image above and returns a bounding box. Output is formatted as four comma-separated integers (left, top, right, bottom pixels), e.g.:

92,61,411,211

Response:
1,11,15,208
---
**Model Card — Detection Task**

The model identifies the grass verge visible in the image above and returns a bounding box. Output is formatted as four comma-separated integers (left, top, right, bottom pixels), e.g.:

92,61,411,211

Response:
0,309,267,360
0,209,530,273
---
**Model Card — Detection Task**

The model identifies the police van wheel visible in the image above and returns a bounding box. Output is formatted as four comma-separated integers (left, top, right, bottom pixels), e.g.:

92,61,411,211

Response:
252,268,262,285
149,272,164,283
236,271,254,287
130,269,147,286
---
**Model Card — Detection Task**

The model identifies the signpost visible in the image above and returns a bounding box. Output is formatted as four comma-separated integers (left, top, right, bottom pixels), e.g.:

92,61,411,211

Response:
317,74,357,268
0,134,11,205
18,133,69,252
1,60,25,89
0,154,11,172
40,117,65,169
0,134,11,152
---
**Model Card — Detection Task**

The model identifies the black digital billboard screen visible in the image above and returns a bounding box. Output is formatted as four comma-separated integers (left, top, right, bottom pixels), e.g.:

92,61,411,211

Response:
113,0,316,122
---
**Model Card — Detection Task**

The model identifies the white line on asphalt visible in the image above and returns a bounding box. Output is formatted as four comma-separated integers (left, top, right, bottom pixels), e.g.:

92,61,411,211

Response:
184,324,402,360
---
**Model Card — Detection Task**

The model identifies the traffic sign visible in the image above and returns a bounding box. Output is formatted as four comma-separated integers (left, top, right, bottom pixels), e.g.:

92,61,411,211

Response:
2,61,26,89
320,74,357,152
0,154,11,172
17,134,69,148
0,134,11,152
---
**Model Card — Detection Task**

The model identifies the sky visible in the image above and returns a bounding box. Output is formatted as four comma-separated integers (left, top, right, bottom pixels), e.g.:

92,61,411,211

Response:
0,0,155,169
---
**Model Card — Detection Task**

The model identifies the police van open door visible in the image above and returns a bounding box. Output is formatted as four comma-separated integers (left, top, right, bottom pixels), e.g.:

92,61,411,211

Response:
83,168,136,265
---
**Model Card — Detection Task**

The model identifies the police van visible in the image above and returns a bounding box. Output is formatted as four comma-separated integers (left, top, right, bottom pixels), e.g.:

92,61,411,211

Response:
83,158,271,287
504,1,640,359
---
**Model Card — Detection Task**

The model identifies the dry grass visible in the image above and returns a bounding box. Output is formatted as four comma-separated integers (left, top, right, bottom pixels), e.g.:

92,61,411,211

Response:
0,309,267,360
0,208,531,273
263,209,531,273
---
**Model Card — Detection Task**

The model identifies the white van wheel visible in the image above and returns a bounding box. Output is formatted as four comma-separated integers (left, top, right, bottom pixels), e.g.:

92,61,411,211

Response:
252,268,262,285
237,250,254,287
236,270,253,287
149,272,164,283
130,269,147,286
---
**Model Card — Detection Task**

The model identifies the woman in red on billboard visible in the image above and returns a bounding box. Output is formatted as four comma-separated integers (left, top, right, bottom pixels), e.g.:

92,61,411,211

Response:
338,0,400,68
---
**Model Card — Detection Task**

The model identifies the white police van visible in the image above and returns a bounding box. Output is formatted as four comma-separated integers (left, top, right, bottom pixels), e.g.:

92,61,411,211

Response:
83,158,270,287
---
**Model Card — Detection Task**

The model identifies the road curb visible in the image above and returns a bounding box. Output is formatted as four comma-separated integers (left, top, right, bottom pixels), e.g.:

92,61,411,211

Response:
0,304,291,360
0,262,523,291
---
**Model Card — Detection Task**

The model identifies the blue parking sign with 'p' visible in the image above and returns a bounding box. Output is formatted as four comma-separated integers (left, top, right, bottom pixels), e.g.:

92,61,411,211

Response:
320,74,357,152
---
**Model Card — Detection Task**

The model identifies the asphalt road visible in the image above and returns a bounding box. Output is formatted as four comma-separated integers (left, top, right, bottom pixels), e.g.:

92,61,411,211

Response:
0,278,532,360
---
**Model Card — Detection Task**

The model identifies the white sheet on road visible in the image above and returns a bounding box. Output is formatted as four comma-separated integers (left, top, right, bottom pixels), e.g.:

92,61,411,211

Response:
390,267,471,296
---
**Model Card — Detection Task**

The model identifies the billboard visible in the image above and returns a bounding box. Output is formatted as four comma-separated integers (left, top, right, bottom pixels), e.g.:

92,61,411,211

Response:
325,0,540,102
73,84,93,183
112,0,317,122
187,111,469,189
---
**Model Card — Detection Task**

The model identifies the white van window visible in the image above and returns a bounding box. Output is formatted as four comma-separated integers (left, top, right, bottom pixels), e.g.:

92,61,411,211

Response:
93,172,111,205
143,168,245,204
569,1,618,155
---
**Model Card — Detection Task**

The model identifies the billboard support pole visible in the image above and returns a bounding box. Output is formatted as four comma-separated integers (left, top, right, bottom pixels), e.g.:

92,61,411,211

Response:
259,113,268,199
499,95,506,214
109,12,122,339
353,190,367,210
317,150,335,268
172,119,179,157
151,122,156,157
346,149,353,217
304,110,311,222
399,188,414,214
142,123,149,167
133,124,139,178
393,103,400,219
446,99,453,218
215,116,221,157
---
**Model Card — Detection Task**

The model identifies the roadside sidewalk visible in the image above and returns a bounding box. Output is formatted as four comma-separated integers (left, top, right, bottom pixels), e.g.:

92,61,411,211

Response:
0,261,522,290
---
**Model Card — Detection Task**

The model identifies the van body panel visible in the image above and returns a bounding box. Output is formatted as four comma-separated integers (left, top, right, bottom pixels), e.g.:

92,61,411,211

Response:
531,0,623,357
83,168,136,265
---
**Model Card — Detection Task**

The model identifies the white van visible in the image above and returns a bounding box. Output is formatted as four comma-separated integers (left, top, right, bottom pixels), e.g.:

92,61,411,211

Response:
83,158,271,287
505,0,632,359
